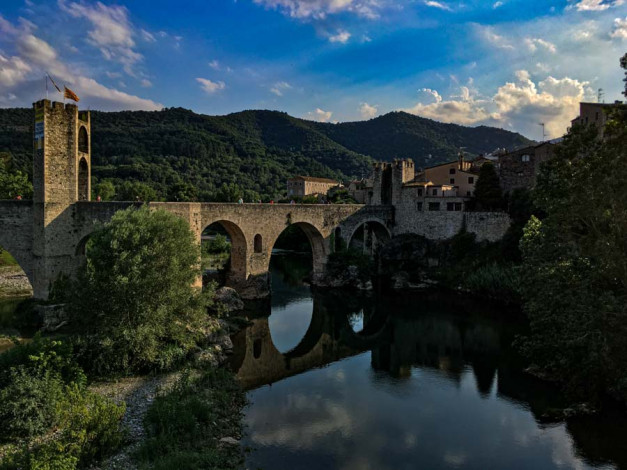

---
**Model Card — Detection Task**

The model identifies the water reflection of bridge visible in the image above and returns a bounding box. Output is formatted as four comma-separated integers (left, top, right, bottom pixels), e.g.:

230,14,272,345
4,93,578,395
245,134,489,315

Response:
232,291,627,469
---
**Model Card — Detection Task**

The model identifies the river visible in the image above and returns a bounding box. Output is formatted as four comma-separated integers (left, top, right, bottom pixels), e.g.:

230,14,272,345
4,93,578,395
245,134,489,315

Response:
230,253,627,470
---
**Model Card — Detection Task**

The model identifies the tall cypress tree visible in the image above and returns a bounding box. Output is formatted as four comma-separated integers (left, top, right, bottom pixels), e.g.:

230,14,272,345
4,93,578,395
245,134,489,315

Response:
473,162,504,210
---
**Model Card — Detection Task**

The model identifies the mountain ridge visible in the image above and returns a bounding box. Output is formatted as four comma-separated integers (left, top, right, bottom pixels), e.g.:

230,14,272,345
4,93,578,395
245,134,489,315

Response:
0,107,533,200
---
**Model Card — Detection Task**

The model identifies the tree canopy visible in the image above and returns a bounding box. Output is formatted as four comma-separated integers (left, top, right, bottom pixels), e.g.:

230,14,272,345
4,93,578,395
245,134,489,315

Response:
69,206,213,375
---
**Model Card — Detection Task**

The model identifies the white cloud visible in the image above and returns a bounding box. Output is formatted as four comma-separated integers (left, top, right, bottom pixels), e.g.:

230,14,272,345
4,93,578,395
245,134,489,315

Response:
305,108,333,122
0,16,161,111
478,26,515,50
610,16,627,38
525,37,557,53
359,102,378,119
59,1,142,75
253,0,382,20
403,71,592,138
140,29,156,42
270,81,292,96
196,77,226,94
209,60,220,70
424,1,453,11
569,0,625,11
420,88,443,103
140,78,152,87
0,54,31,87
493,1,504,8
328,29,351,43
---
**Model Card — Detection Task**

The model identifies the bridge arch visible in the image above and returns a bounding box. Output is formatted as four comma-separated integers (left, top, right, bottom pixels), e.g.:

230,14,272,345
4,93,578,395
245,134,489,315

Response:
347,219,391,254
201,219,248,284
268,221,328,282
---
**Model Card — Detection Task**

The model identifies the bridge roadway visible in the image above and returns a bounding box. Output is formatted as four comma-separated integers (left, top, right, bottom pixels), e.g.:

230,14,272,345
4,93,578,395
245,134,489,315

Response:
0,200,393,299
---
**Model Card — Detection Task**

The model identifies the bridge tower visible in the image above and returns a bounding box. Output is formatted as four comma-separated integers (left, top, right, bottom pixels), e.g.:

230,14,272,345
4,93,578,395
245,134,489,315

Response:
32,100,91,298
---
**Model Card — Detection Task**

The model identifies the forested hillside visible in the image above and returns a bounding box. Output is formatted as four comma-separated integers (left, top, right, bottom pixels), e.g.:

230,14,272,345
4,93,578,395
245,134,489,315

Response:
0,107,532,201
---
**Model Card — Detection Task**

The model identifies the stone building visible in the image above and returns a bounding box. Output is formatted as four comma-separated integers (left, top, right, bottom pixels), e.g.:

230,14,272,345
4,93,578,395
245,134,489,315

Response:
416,153,479,197
347,179,373,204
498,142,556,193
287,176,340,198
570,102,625,139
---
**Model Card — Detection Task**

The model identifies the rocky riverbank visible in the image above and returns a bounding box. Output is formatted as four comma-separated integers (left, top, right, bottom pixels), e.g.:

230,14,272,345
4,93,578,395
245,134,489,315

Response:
0,266,32,299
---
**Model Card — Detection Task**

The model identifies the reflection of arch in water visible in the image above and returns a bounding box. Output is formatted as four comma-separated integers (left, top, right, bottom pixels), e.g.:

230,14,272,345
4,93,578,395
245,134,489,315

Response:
202,220,247,283
347,220,391,255
229,293,390,389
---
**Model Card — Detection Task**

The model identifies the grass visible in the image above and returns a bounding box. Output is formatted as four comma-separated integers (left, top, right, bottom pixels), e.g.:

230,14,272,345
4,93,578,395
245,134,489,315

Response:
0,250,18,267
135,368,246,470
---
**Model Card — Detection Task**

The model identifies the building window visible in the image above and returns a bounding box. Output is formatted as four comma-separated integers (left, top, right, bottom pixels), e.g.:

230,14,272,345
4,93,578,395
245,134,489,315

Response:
449,168,456,175
521,154,531,162
78,126,89,154
432,188,438,196
417,188,423,196
466,191,471,196
416,202,423,211
428,202,440,211
449,178,455,184
468,177,474,184
455,202,462,211
446,202,454,211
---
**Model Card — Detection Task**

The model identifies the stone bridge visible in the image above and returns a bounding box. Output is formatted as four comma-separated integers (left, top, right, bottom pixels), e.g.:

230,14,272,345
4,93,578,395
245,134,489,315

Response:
0,199,393,299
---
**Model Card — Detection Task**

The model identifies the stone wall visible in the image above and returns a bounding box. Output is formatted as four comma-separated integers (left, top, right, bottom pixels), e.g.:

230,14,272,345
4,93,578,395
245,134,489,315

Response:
0,201,34,283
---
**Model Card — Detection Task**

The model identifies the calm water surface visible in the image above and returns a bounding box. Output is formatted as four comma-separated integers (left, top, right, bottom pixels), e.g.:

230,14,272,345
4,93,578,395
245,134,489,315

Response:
230,254,627,470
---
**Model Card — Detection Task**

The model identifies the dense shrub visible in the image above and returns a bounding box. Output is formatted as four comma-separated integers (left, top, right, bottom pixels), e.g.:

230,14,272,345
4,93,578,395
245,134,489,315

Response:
135,369,245,470
68,206,214,376
464,263,520,303
326,247,374,282
202,234,231,255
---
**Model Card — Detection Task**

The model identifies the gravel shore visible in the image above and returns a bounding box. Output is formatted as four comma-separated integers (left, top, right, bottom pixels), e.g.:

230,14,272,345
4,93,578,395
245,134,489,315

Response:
0,266,33,299
88,373,181,470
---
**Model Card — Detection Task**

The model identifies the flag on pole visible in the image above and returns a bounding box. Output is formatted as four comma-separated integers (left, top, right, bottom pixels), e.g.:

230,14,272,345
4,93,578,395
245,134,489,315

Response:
64,86,80,102
46,73,62,93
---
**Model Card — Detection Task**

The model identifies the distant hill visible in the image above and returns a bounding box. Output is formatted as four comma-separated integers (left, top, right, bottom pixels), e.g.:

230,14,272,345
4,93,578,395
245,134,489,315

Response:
0,107,532,200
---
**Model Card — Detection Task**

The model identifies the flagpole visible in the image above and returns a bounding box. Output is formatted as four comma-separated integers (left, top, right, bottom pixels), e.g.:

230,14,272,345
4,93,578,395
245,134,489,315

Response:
45,75,48,99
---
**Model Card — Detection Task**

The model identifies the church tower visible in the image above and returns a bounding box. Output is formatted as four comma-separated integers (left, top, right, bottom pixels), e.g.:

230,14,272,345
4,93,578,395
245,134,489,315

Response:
32,100,91,298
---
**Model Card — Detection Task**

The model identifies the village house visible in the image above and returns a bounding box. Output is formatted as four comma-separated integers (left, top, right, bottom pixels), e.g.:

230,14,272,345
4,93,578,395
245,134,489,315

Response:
498,141,556,193
570,101,625,139
287,176,340,198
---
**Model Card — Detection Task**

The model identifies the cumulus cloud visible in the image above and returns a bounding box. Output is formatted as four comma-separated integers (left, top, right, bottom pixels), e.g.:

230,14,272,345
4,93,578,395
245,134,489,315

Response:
0,15,162,111
403,71,593,138
196,77,226,94
359,102,378,119
270,81,292,96
424,1,453,11
525,37,557,53
328,29,351,43
478,26,514,50
569,0,625,11
610,16,627,38
305,108,333,122
493,1,504,8
253,0,382,20
59,0,142,75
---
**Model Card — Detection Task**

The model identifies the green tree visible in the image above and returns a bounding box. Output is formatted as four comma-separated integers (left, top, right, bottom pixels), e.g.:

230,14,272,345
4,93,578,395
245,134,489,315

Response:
69,206,213,375
621,52,627,98
0,168,33,200
116,181,158,202
93,180,115,201
214,182,243,202
520,107,627,402
473,162,503,210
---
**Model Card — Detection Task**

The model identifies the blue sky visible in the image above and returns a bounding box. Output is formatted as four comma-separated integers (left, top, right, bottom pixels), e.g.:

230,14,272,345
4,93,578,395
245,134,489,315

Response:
0,0,625,138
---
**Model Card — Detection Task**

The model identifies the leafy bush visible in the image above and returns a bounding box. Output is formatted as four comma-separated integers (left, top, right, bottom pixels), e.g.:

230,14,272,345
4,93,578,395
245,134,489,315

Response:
135,369,245,470
326,247,374,282
68,206,213,376
202,234,231,255
464,263,520,303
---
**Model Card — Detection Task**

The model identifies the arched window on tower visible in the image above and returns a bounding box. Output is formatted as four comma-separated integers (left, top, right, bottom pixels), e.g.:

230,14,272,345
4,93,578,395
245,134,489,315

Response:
78,157,89,201
78,126,88,154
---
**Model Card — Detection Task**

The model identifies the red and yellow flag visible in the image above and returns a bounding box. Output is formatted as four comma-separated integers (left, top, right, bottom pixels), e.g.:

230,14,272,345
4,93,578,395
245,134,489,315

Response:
64,86,80,102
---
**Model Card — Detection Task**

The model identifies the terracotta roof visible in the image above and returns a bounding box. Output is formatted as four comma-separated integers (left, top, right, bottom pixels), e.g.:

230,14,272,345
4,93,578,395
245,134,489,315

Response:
289,176,340,184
